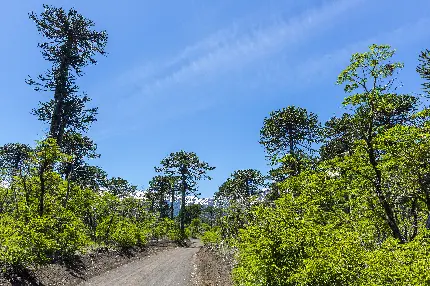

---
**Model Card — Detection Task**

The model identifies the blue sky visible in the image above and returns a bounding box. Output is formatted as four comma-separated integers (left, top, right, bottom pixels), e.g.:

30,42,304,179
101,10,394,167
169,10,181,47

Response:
1,0,429,197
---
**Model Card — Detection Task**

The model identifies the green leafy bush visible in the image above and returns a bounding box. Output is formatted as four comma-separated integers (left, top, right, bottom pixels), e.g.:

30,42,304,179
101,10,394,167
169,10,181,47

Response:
48,211,90,256
110,219,139,248
188,218,203,238
201,227,222,245
96,217,136,248
0,212,89,267
0,215,41,267
151,218,177,240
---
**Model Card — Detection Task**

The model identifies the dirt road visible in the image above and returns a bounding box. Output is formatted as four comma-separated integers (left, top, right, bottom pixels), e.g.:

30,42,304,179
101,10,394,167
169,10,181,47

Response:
79,240,201,286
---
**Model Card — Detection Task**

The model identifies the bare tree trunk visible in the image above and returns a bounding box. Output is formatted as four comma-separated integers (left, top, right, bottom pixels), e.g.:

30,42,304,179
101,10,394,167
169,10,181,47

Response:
20,168,30,208
180,166,187,235
411,198,418,240
366,141,404,243
64,163,73,208
426,213,430,230
170,188,175,220
50,42,72,147
38,164,47,216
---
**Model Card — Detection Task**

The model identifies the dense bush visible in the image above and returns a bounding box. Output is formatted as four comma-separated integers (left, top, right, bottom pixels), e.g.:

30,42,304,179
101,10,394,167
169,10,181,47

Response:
201,227,222,245
219,44,430,285
0,211,89,267
233,191,430,285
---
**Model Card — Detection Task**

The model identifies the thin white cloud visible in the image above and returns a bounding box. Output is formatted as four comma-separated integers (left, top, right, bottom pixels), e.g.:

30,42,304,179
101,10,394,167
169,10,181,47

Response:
115,21,244,86
293,17,430,84
120,0,365,97
243,16,430,91
95,1,430,141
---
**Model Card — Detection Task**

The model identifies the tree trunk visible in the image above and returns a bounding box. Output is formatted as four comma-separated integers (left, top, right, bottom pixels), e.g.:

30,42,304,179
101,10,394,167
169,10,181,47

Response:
158,183,165,219
367,141,404,242
419,175,430,211
411,198,418,240
180,166,187,235
50,42,72,147
170,187,175,220
149,197,155,213
426,213,430,230
104,214,115,242
64,162,73,208
20,168,30,208
38,163,46,216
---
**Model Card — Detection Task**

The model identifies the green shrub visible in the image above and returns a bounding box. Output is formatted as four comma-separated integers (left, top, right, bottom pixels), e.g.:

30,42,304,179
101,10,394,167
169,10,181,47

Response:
137,223,151,245
49,211,90,256
110,219,139,248
201,227,221,245
0,215,39,267
167,226,182,241
0,212,89,267
362,232,430,285
151,218,176,240
96,216,144,248
188,218,203,238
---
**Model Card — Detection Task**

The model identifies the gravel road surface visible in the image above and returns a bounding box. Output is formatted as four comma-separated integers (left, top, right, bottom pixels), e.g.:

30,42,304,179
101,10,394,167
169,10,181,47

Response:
79,240,201,286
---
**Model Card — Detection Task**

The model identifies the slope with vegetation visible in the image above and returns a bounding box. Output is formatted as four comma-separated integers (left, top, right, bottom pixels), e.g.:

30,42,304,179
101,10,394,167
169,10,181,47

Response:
0,5,213,277
203,45,430,286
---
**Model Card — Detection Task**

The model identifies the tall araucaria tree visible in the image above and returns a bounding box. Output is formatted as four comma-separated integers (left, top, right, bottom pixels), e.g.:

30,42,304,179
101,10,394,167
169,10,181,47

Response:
215,169,265,204
320,113,358,160
147,175,174,219
27,5,107,147
260,106,320,199
156,151,215,235
260,106,320,167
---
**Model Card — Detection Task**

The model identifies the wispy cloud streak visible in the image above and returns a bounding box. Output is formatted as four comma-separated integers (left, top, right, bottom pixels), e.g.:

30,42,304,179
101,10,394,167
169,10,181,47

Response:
120,0,365,96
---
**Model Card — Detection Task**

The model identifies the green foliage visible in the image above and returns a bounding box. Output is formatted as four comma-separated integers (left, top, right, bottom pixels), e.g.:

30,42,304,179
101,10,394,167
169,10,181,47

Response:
260,106,320,166
3,7,430,284
417,49,430,96
0,215,43,267
201,227,222,245
110,219,139,248
0,139,180,268
188,218,203,238
104,177,137,198
320,113,357,160
151,218,181,241
95,215,153,249
0,4,182,272
216,169,265,203
228,44,430,285
27,5,107,146
181,204,202,226
0,212,89,267
146,175,173,218
232,172,430,285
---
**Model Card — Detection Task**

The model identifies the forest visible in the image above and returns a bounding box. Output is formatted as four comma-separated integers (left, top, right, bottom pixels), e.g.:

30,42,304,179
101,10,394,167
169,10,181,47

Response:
1,4,430,286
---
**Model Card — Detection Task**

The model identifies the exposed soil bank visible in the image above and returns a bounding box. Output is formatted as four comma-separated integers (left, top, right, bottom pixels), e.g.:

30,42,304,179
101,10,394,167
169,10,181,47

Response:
193,246,233,286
